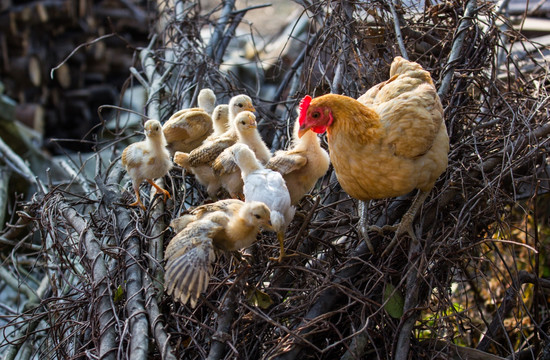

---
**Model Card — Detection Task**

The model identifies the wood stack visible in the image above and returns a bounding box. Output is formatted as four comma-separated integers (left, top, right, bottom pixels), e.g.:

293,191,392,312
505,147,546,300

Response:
0,0,150,153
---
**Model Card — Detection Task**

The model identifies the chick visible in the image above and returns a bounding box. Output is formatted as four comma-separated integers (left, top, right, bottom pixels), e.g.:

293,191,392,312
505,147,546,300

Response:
211,104,230,137
197,88,216,116
174,111,261,199
164,200,272,307
267,119,330,205
206,94,255,141
162,106,212,153
122,119,173,210
212,112,271,198
232,143,295,261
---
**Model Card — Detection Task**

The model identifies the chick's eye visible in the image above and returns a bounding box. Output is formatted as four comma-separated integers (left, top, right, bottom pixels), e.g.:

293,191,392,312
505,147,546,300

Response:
254,214,261,219
238,103,243,108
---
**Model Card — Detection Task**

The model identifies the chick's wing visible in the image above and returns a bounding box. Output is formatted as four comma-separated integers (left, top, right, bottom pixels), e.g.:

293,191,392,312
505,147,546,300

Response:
266,150,308,175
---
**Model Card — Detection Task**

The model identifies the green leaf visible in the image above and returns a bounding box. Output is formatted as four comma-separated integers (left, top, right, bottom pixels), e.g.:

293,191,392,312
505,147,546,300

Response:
383,283,404,318
246,288,274,309
114,285,124,303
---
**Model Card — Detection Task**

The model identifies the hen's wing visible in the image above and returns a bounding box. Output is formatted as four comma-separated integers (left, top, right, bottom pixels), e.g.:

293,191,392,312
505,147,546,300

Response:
360,57,443,159
164,215,222,307
266,150,308,175
187,135,237,167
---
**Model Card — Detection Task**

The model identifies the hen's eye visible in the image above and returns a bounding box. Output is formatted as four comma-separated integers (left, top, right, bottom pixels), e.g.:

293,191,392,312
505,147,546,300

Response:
312,112,320,119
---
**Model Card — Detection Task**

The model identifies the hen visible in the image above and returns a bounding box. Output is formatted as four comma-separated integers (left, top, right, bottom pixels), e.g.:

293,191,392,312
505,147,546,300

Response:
173,111,259,198
121,119,173,210
232,143,295,261
164,200,272,307
267,119,330,205
298,56,449,255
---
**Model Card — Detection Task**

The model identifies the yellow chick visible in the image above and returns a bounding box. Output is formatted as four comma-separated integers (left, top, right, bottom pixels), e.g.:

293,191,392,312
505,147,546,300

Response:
174,111,260,199
211,104,230,137
267,120,330,205
122,119,173,210
212,112,271,198
164,200,272,307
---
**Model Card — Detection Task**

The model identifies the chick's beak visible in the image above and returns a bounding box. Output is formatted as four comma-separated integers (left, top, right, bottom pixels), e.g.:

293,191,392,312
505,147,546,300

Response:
245,105,256,112
248,121,257,129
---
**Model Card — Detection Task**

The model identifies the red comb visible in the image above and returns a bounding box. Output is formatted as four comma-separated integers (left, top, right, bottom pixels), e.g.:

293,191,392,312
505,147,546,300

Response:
298,95,312,125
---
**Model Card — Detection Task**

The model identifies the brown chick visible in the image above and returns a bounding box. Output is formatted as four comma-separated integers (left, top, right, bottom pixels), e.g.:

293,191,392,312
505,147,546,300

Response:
174,111,261,199
122,119,173,210
164,200,272,307
211,112,271,198
298,56,449,255
267,119,330,205
162,107,212,153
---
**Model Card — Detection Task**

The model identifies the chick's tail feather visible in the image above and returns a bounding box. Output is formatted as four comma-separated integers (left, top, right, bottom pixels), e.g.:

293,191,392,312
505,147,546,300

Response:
174,151,191,169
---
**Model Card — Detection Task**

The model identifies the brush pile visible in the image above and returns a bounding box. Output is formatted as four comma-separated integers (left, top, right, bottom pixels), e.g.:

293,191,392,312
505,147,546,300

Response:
1,1,549,359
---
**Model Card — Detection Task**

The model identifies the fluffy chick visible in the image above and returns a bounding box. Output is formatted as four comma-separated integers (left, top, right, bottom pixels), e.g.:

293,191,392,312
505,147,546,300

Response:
122,119,173,210
232,143,295,261
211,112,271,198
162,107,212,153
174,111,259,199
164,200,272,307
197,88,216,116
267,119,330,205
211,104,230,136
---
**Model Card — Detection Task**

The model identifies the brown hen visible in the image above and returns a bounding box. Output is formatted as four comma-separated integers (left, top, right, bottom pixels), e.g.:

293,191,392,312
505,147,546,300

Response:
298,56,449,255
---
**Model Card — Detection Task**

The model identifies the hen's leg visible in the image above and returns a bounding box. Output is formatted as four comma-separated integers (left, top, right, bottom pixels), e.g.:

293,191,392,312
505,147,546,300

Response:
147,179,171,201
380,190,429,257
358,200,375,253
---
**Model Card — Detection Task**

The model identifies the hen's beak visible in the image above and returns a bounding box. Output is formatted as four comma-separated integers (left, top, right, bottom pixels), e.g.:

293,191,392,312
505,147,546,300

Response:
298,124,310,138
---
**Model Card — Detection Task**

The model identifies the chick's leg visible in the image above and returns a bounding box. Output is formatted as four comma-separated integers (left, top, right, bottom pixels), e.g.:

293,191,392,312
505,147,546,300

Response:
128,184,146,210
147,179,171,202
380,190,430,257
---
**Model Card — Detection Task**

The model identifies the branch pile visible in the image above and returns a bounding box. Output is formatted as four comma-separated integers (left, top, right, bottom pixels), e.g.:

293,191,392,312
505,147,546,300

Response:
0,1,549,359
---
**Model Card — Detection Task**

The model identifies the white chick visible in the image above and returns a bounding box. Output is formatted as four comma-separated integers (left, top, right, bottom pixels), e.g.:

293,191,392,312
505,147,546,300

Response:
122,119,173,210
232,143,295,261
